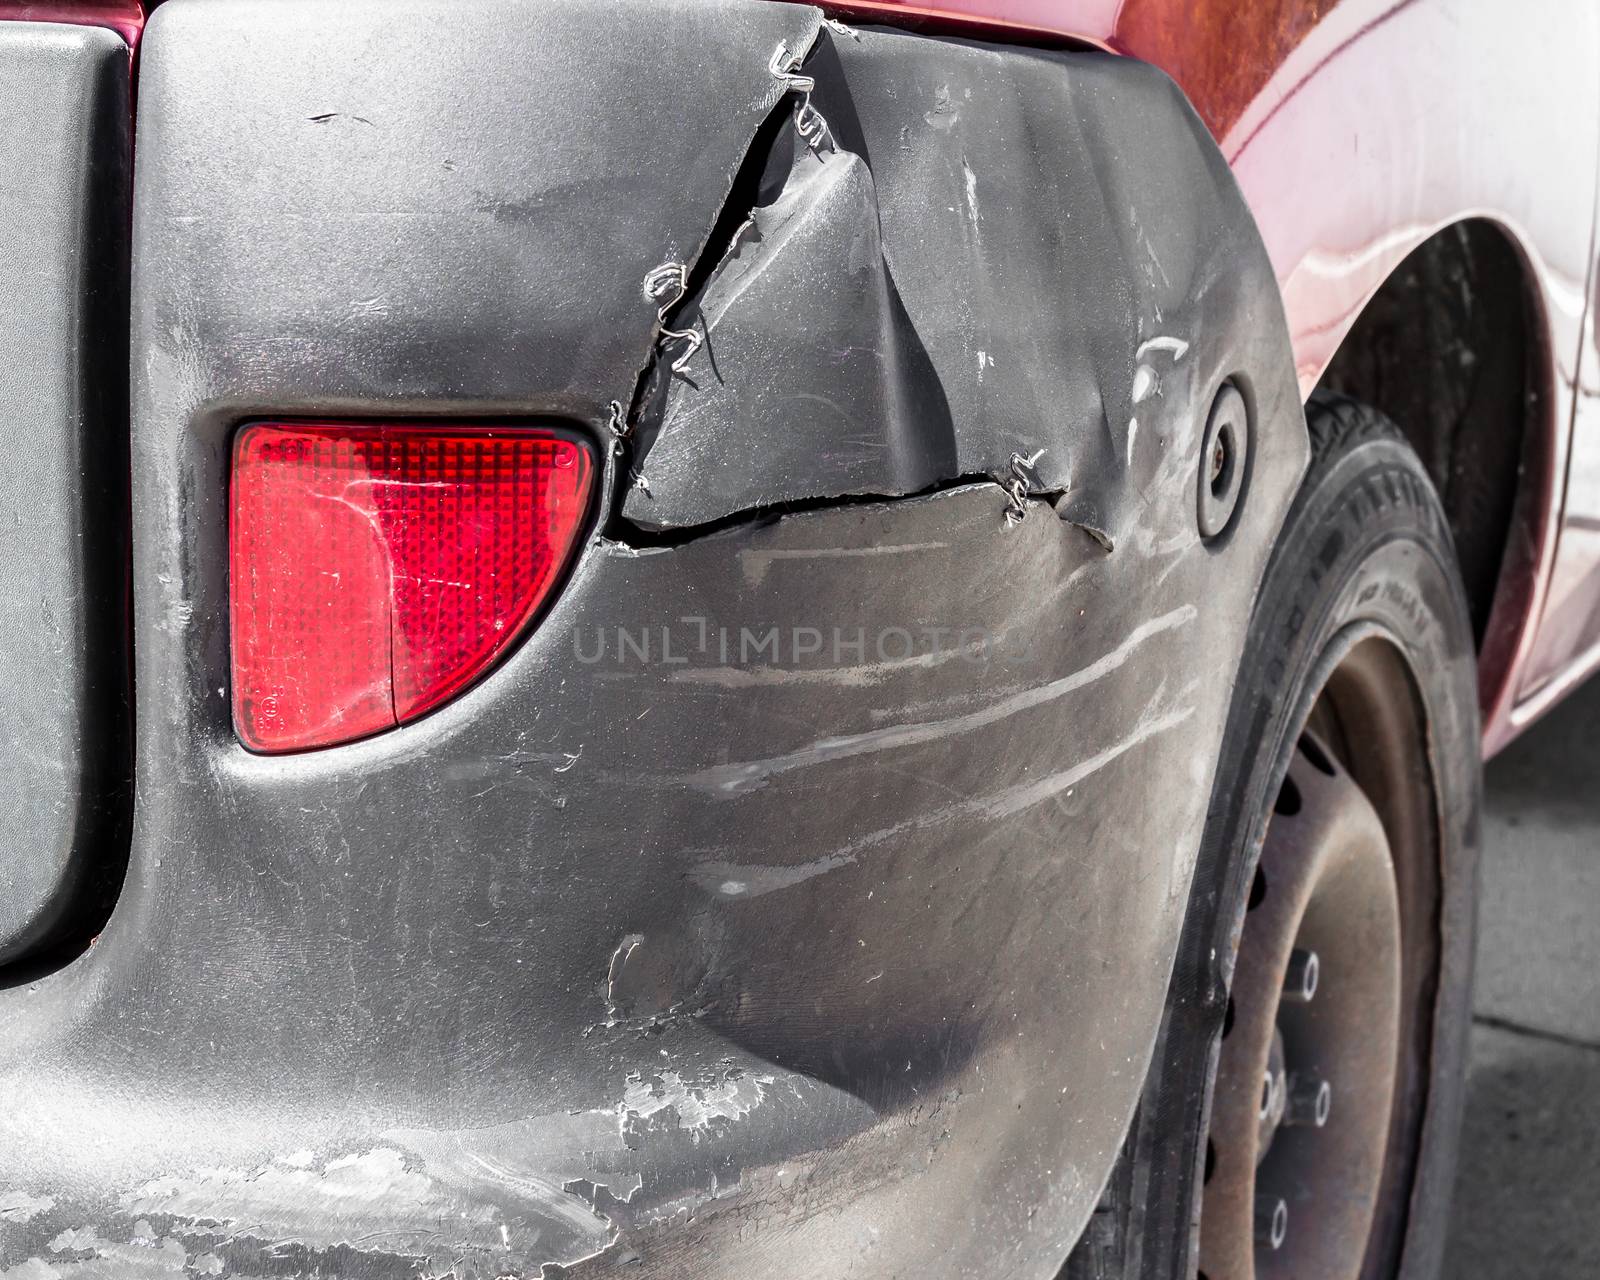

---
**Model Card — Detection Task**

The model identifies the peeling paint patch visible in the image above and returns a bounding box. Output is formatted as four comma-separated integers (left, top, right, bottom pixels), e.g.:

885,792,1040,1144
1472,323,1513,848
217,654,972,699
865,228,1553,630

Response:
620,1067,775,1140
0,1192,53,1224
2,1225,190,1279
383,1112,623,1244
117,1147,505,1256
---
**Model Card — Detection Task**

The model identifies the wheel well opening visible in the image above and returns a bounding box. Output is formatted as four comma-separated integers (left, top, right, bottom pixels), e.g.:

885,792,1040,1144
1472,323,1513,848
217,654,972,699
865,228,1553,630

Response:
1317,219,1546,655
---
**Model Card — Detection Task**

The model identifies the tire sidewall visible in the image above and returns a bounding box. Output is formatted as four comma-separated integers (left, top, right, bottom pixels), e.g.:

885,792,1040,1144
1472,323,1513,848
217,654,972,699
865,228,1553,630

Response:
1140,396,1482,1280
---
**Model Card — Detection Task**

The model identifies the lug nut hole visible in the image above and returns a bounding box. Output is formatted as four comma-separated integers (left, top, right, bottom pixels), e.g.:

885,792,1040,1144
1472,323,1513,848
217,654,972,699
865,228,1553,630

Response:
1275,776,1302,816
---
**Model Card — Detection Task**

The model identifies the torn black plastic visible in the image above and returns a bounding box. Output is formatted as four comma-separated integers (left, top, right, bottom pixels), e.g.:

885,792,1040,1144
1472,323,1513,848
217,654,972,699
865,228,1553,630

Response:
623,26,1290,556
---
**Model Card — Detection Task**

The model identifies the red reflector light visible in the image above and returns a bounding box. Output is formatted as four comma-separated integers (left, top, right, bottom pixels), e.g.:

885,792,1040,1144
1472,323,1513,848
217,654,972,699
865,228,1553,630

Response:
230,423,593,753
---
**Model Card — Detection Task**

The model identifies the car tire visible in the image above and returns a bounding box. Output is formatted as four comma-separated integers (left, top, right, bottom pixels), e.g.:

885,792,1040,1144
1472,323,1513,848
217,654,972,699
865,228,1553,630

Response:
1065,391,1482,1280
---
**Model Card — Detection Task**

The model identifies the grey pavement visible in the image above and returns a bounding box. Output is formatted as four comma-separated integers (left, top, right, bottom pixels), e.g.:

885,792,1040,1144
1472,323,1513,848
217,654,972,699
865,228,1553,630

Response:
1444,675,1600,1278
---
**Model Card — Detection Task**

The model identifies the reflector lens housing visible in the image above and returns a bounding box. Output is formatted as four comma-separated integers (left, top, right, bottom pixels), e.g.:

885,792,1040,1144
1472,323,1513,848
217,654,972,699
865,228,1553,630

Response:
230,422,593,753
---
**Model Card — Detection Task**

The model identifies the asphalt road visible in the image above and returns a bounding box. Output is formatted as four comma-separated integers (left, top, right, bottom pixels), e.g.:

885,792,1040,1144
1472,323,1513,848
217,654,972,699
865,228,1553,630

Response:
1443,675,1600,1278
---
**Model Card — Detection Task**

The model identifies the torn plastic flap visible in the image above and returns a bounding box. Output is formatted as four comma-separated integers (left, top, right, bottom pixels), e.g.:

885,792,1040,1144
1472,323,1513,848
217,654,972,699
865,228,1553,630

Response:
624,122,956,529
624,25,1297,553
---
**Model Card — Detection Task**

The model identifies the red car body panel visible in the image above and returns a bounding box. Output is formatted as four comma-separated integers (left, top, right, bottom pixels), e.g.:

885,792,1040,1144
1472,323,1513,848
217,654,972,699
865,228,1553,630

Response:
6,0,1598,752
0,0,143,45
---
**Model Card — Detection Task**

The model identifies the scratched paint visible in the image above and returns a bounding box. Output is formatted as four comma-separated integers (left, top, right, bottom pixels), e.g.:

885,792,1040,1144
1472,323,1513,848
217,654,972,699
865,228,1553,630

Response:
688,605,1198,796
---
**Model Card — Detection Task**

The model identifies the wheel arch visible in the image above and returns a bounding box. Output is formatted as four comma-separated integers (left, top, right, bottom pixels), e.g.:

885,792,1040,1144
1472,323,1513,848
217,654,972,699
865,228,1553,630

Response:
1314,216,1557,740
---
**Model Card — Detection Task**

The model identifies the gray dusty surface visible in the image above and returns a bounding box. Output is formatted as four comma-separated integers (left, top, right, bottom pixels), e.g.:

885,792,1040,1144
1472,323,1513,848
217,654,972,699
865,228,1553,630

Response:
1444,676,1600,1278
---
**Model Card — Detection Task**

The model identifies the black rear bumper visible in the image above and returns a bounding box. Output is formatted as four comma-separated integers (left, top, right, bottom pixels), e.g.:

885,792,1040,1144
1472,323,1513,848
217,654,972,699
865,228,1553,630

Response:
0,2,1306,1276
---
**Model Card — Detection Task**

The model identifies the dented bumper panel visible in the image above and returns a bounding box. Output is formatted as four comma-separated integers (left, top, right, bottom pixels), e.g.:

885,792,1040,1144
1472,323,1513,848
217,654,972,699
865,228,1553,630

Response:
0,2,1305,1277
625,24,1288,553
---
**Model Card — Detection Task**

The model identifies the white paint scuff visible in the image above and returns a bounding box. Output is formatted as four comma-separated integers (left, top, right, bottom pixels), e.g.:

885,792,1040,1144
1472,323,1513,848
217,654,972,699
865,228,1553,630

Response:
691,851,858,899
1135,335,1189,361
0,1191,54,1224
689,605,1197,796
620,1068,775,1139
